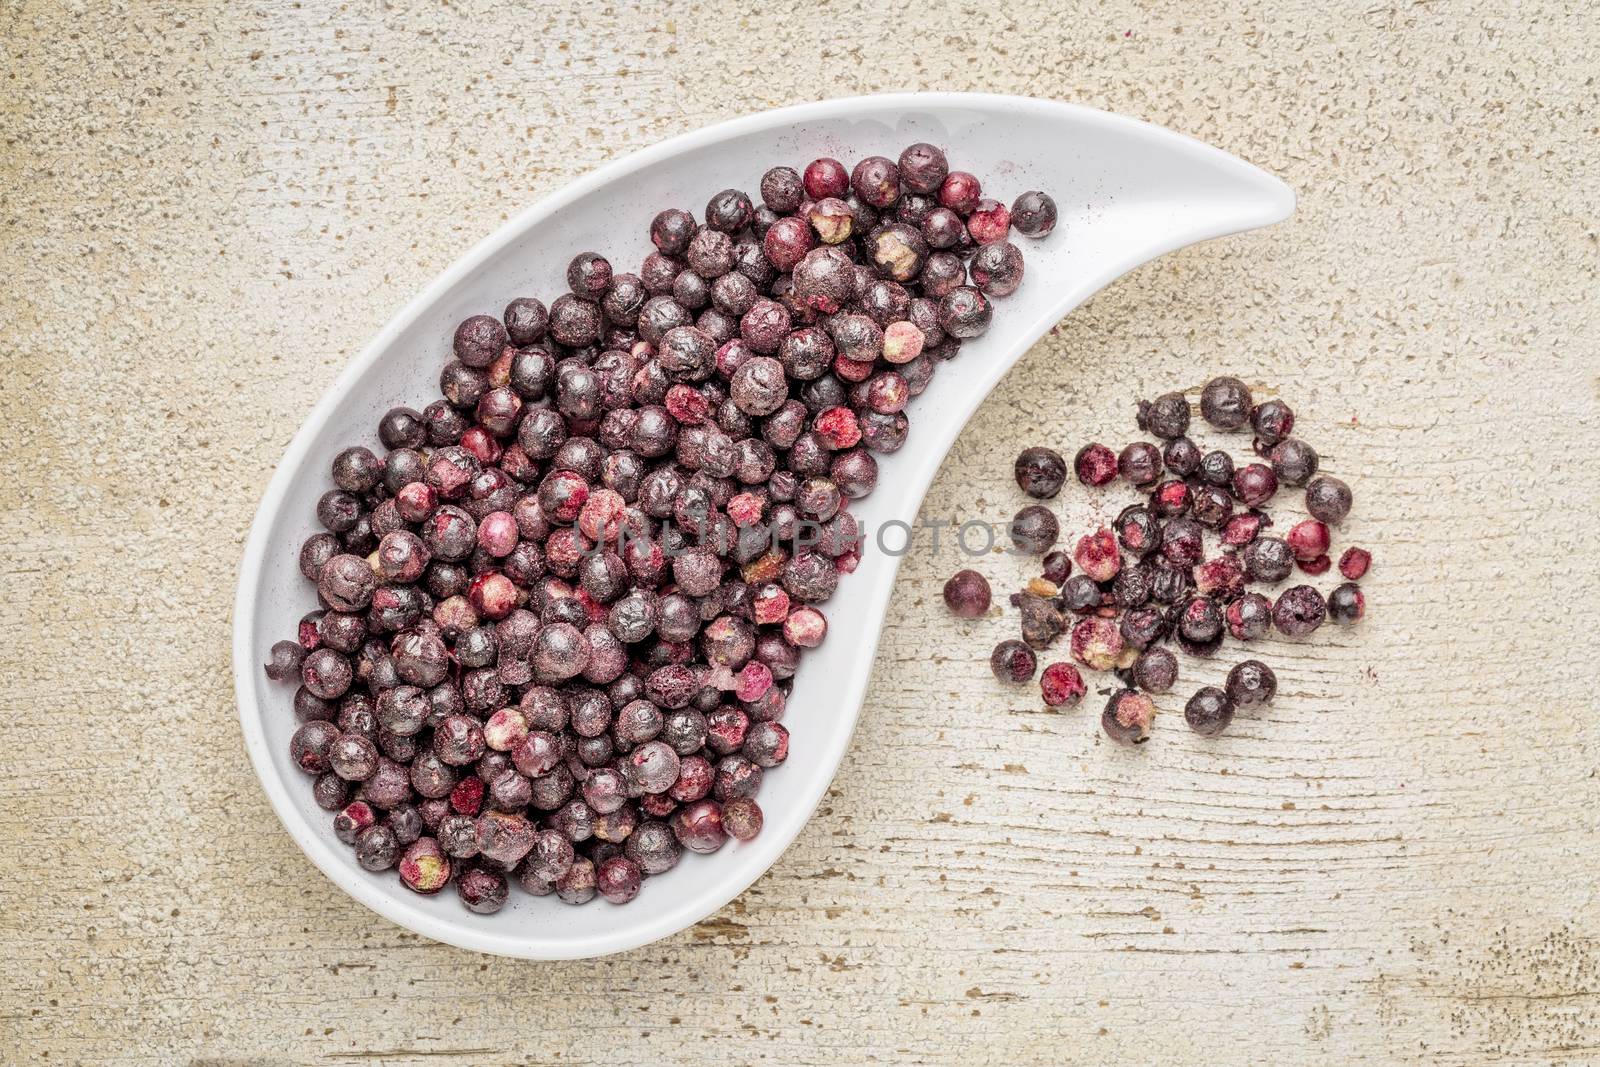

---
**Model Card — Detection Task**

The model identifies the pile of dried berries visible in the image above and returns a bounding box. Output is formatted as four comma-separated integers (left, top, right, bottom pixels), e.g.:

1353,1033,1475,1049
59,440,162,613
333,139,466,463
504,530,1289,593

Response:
946,376,1369,744
267,145,1056,912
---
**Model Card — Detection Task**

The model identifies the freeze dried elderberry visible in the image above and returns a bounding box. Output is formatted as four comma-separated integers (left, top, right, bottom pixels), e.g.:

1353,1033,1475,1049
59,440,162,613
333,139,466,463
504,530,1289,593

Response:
271,144,1057,912
1119,606,1168,651
1073,444,1118,487
1039,662,1086,707
1014,446,1067,498
990,640,1038,683
1102,690,1155,745
1009,505,1059,555
1017,593,1065,649
1273,585,1327,637
1269,438,1319,486
1200,376,1252,430
1177,596,1224,653
1225,592,1273,641
1339,547,1372,580
1118,442,1163,488
1138,392,1191,440
1184,687,1234,737
1305,476,1353,525
1243,536,1294,584
1132,647,1178,694
1010,191,1057,237
1327,582,1365,625
1225,660,1277,708
943,570,991,619
1059,574,1103,615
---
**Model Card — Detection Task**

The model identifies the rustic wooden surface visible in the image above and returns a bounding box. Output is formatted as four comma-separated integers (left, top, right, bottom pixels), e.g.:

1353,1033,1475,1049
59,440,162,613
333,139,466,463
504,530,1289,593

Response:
4,1,1598,1063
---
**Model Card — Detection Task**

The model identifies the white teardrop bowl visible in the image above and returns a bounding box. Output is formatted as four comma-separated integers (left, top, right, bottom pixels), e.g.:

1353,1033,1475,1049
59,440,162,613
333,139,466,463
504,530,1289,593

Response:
234,93,1293,960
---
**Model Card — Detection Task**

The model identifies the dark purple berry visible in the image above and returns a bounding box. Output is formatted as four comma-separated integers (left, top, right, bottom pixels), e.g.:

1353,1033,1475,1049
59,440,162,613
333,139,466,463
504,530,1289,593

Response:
503,297,548,345
1184,687,1234,737
1191,484,1234,529
990,640,1037,683
1118,442,1163,487
1225,660,1277,708
1060,574,1103,615
759,166,803,212
1178,596,1223,646
1273,585,1327,637
355,824,400,871
850,156,900,208
1132,647,1178,694
937,287,991,339
453,314,507,368
1041,550,1072,585
566,251,612,299
1162,436,1201,476
548,293,601,347
1243,536,1294,583
1200,376,1252,430
1250,399,1294,446
1138,393,1190,440
1198,449,1235,488
1014,446,1067,498
968,241,1024,297
1327,582,1365,625
329,733,379,782
290,720,341,774
1226,592,1273,640
313,772,349,811
650,209,696,255
1305,476,1353,525
1148,564,1190,606
1010,190,1057,237
1159,518,1204,567
1119,606,1168,651
705,188,754,233
379,407,427,451
943,570,991,619
897,143,948,194
1009,505,1059,555
1270,438,1319,486
1113,504,1161,558
264,640,305,682
456,865,509,913
1232,463,1278,507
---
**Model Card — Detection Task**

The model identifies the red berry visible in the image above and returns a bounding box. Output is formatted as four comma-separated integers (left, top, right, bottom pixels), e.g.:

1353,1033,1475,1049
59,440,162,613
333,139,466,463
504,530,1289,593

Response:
1040,663,1086,707
1339,546,1372,579
1073,443,1118,487
813,406,862,449
1286,519,1331,561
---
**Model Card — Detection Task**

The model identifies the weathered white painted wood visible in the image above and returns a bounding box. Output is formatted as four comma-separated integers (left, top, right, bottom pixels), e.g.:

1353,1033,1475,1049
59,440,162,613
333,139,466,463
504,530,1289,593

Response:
2,1,1597,1062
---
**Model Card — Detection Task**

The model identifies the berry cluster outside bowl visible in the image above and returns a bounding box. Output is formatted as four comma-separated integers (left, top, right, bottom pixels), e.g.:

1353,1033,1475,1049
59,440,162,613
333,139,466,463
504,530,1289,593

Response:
234,92,1293,959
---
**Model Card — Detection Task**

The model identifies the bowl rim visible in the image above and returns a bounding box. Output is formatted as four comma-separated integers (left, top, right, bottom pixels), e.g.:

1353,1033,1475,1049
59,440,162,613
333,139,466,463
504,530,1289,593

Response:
233,91,1293,960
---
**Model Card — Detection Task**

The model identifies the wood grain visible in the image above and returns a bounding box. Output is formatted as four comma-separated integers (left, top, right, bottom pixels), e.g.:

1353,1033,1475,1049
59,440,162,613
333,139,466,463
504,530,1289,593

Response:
3,1,1598,1063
